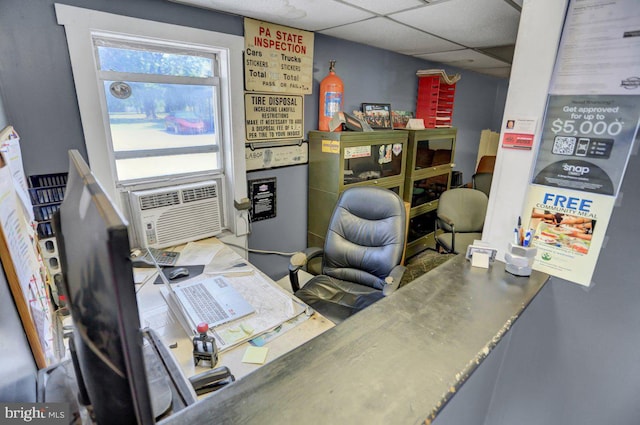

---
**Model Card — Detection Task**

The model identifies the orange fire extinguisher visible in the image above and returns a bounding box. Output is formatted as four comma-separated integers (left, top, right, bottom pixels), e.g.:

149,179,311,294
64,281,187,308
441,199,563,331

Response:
318,60,344,132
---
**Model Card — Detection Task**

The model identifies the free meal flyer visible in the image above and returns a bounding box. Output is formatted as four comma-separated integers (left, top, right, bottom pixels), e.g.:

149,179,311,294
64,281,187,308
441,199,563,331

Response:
523,185,614,287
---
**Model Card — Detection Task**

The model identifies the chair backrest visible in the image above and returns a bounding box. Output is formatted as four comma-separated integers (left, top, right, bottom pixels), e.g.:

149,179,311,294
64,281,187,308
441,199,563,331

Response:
472,172,493,197
323,187,406,291
437,188,488,233
476,155,496,173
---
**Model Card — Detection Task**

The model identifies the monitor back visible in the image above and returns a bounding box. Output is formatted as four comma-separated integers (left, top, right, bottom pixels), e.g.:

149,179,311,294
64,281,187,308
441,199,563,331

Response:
54,150,154,424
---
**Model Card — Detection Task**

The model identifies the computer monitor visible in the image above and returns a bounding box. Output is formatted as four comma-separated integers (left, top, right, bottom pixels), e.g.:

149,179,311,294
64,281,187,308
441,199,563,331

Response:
53,150,155,424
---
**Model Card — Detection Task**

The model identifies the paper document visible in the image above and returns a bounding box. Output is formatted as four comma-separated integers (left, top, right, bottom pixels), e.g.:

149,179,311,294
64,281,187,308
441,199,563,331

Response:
160,271,307,352
177,239,224,266
205,247,253,275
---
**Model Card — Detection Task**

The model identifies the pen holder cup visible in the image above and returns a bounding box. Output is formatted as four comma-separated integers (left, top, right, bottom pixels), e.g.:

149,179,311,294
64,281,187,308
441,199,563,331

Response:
505,242,537,277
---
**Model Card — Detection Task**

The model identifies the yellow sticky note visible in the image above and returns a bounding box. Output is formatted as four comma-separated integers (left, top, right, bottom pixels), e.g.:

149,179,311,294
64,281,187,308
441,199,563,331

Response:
242,346,269,365
240,324,254,335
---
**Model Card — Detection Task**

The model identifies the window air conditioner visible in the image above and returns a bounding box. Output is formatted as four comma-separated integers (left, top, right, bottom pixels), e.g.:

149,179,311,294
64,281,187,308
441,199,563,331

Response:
129,180,222,248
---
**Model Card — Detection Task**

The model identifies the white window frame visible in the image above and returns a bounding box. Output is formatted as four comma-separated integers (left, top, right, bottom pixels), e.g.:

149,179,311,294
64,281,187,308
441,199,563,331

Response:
92,33,224,184
55,4,249,243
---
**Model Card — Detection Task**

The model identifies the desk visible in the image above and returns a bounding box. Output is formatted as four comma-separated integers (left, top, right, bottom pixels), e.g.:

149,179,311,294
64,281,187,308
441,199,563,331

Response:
161,254,548,424
135,238,334,380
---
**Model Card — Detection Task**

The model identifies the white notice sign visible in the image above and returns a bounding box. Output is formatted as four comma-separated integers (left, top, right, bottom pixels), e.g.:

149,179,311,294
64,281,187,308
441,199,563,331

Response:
244,18,314,94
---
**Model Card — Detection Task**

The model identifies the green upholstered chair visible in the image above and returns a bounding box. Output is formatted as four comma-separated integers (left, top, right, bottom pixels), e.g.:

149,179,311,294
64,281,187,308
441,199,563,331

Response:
435,188,488,254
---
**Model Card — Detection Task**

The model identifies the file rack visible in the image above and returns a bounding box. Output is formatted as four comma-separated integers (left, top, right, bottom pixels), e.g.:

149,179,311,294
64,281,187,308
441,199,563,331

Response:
29,173,68,238
29,173,68,309
415,75,457,129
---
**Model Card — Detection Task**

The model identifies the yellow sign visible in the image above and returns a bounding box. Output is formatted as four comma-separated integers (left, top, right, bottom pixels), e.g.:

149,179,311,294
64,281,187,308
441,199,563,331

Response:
244,18,314,94
245,93,303,141
321,139,340,154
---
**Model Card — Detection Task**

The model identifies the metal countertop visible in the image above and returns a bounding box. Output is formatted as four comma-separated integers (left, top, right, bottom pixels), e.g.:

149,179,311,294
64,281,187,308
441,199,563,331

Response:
163,254,549,425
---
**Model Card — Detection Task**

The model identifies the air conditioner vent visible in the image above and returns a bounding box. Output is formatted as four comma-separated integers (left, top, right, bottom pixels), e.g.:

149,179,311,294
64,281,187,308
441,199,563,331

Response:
139,191,180,210
128,180,223,249
182,184,217,203
156,202,222,245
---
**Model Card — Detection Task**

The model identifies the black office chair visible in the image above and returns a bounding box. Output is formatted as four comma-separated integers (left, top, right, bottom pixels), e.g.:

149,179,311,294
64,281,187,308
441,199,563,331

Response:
435,188,488,254
289,186,407,324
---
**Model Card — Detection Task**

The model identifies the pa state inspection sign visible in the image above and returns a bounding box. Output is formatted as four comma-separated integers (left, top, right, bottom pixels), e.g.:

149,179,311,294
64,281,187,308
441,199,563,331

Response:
244,18,314,95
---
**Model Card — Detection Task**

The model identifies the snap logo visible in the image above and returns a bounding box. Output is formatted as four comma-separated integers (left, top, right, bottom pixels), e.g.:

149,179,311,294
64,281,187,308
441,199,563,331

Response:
563,163,590,176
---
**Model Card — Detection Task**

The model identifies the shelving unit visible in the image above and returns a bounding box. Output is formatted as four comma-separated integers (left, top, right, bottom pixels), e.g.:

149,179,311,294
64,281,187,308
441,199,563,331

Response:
400,128,456,258
28,172,68,308
29,173,68,239
307,130,408,248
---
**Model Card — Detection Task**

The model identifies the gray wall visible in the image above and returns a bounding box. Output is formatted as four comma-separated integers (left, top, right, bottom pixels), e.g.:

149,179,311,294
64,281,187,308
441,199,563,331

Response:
483,146,640,425
0,0,507,281
433,142,640,424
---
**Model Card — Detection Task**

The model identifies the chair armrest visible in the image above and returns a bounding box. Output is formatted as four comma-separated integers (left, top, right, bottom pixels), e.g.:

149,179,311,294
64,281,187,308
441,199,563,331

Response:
436,215,457,253
382,265,407,296
289,247,324,292
437,213,455,229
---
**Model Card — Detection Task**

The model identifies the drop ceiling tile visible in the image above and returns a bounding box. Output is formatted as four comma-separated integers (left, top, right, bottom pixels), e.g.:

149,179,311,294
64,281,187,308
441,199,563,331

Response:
415,49,510,68
321,17,461,55
171,0,374,31
391,0,521,48
341,0,425,15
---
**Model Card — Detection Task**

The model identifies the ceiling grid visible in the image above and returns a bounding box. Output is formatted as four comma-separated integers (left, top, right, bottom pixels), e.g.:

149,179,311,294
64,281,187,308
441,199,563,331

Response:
170,0,521,78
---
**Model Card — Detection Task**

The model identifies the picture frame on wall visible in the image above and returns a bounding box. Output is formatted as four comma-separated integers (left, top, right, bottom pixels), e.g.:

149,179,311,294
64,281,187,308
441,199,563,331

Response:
361,103,392,130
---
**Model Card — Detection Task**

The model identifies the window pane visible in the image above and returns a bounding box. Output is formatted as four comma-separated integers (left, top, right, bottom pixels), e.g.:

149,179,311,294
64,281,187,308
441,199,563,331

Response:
115,152,219,181
104,81,219,151
104,79,221,182
411,173,450,207
97,46,214,77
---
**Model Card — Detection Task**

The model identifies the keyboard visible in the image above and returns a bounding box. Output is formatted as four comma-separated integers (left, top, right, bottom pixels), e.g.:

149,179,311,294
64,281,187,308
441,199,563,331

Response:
181,283,230,325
